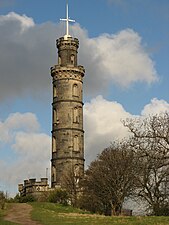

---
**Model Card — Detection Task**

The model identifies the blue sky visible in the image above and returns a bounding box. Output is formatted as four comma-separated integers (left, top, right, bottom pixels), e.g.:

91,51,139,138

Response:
0,0,169,196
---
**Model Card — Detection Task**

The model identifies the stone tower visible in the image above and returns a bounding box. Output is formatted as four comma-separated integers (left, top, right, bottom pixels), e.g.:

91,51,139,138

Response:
50,4,85,188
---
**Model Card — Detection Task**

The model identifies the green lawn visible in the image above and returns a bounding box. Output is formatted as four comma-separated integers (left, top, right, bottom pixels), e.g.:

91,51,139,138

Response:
31,202,169,225
0,207,19,225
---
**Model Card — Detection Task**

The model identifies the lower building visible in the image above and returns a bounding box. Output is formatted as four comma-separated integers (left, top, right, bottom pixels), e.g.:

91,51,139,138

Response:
18,178,51,200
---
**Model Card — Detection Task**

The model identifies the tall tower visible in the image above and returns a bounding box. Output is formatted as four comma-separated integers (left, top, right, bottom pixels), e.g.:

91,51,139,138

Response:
51,4,85,188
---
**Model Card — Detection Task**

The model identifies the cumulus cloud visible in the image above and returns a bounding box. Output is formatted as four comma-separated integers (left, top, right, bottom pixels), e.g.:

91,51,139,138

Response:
0,112,40,143
84,96,169,166
0,12,59,102
0,12,158,102
84,95,132,165
0,12,34,32
74,26,158,93
0,112,51,195
141,98,169,116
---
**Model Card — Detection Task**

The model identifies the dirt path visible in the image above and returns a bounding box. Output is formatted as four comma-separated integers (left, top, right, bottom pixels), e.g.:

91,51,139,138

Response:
4,203,43,225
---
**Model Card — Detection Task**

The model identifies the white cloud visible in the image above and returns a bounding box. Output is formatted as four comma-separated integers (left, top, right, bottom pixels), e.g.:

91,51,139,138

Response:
141,98,169,116
84,96,169,166
0,112,40,143
13,132,50,160
0,12,158,102
84,95,131,165
74,26,158,93
0,12,34,32
0,112,51,195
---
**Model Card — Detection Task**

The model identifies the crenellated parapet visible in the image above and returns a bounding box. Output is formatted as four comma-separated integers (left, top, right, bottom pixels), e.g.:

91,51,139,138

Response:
51,65,85,82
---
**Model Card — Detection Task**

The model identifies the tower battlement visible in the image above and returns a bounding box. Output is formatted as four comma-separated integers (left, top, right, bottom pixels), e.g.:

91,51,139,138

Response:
56,37,79,48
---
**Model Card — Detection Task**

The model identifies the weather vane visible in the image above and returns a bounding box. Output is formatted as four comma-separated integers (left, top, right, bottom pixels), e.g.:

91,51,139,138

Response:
60,1,75,39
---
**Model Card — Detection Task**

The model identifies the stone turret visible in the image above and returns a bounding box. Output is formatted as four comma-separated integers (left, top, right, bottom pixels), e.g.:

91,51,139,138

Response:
51,36,85,188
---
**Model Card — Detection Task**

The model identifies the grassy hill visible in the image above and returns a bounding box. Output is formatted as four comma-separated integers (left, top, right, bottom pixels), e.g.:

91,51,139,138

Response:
0,207,19,225
30,202,169,225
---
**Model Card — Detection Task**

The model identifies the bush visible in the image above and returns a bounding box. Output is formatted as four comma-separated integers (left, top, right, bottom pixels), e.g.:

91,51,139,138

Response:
48,189,69,205
12,193,21,203
19,194,36,203
153,205,169,216
0,191,6,209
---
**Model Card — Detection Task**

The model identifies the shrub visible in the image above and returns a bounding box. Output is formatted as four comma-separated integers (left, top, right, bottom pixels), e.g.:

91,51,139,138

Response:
0,191,6,209
153,205,169,216
19,194,36,203
48,189,69,205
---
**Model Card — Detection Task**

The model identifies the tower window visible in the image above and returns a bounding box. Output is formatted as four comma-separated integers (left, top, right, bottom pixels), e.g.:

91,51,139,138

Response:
73,84,78,97
53,109,56,122
52,136,56,152
74,164,80,184
58,56,61,65
52,166,56,182
53,109,59,124
53,85,57,98
74,136,79,151
73,107,79,123
70,55,75,65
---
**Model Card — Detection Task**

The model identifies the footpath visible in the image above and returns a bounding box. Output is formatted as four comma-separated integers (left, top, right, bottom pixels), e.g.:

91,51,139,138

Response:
4,203,42,225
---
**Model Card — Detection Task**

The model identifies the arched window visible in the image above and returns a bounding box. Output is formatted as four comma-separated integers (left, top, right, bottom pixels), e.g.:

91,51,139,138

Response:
73,84,78,97
52,136,56,152
53,85,57,98
53,109,59,124
74,164,80,184
70,54,75,65
74,136,79,151
52,166,56,182
74,164,80,177
58,56,61,65
53,109,56,122
73,107,79,123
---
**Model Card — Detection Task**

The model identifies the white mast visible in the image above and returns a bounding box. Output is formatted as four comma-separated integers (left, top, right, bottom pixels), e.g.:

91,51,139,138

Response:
60,2,75,40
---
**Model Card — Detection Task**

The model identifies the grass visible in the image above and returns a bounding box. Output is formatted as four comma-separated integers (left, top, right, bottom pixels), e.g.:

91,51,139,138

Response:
30,202,169,225
0,206,19,225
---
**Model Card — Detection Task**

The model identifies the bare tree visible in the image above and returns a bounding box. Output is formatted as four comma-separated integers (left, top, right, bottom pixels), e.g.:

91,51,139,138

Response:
123,112,169,215
81,141,137,216
61,164,82,207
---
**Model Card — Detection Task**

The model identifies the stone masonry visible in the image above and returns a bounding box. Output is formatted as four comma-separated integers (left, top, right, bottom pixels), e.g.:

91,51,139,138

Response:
51,36,85,188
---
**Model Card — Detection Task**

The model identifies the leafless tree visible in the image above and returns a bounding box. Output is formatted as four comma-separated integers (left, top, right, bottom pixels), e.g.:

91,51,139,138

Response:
123,112,169,215
81,141,137,216
61,164,82,207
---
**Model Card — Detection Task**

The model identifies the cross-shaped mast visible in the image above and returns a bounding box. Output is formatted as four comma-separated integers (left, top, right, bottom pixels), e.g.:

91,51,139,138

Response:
60,2,75,39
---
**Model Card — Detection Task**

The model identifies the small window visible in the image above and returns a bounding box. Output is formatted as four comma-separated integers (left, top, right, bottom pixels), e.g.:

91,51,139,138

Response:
74,135,79,151
74,164,80,184
53,109,56,122
52,136,56,152
53,85,57,98
74,164,80,177
73,107,79,123
58,56,61,65
53,109,59,124
70,55,75,65
52,166,56,182
73,84,78,97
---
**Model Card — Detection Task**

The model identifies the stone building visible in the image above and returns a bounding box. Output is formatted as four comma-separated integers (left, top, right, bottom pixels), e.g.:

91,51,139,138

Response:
18,3,85,197
50,5,85,188
18,178,50,199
